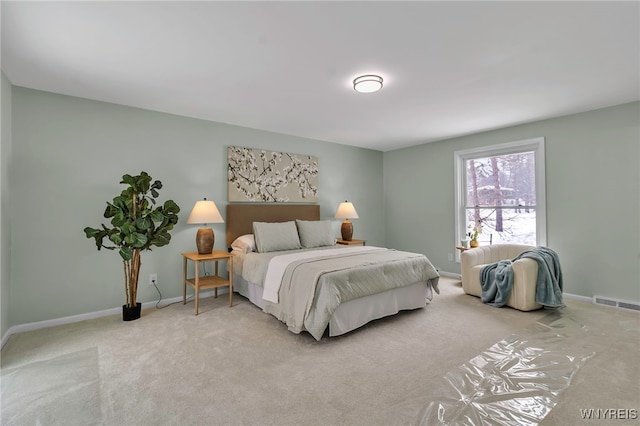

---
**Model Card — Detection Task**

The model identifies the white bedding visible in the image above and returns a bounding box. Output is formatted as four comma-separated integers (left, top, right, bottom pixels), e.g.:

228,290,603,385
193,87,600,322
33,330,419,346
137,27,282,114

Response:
231,246,440,339
262,246,382,302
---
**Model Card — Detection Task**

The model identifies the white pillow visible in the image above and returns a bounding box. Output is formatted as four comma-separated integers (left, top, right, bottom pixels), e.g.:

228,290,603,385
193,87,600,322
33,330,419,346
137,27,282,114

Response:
296,219,335,248
253,221,301,253
231,234,256,253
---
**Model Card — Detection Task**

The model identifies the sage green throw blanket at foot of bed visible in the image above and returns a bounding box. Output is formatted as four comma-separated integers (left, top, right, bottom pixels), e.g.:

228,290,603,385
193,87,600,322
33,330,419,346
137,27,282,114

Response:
480,246,564,308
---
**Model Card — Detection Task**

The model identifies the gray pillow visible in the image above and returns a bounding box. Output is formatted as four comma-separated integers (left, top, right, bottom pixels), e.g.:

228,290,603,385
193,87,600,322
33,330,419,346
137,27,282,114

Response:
253,221,301,253
296,219,335,248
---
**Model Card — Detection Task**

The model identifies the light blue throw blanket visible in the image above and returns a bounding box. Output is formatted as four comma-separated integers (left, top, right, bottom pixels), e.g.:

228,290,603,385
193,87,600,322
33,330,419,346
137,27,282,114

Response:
480,246,564,308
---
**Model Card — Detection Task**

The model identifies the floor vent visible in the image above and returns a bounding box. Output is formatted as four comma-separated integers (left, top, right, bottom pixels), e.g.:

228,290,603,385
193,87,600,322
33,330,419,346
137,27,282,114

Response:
593,296,640,311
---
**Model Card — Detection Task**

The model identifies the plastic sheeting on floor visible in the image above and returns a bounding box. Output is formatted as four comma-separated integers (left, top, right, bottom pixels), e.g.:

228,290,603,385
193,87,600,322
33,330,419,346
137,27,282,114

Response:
414,309,599,425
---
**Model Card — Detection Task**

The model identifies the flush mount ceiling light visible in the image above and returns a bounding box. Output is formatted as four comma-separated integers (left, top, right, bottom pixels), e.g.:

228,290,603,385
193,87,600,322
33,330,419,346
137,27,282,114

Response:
353,74,383,93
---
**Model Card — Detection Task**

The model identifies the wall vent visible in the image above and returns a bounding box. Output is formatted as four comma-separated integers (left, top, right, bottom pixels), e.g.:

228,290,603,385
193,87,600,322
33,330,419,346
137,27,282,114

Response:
618,302,640,312
593,295,640,311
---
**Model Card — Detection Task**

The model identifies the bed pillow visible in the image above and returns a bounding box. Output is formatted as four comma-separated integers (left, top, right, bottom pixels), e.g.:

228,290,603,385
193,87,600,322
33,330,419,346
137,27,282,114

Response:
253,221,302,253
296,219,335,248
231,234,256,253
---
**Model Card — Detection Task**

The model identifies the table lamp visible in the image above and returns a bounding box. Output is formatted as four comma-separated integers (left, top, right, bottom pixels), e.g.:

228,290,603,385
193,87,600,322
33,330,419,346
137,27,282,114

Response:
186,198,224,254
335,201,359,241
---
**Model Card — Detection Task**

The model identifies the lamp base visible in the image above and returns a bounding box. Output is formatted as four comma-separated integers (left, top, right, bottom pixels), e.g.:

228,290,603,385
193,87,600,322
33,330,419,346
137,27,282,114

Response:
341,220,353,241
195,227,214,254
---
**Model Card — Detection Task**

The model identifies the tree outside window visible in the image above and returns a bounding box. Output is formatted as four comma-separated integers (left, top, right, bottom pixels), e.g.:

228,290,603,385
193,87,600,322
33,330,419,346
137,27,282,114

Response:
455,138,546,251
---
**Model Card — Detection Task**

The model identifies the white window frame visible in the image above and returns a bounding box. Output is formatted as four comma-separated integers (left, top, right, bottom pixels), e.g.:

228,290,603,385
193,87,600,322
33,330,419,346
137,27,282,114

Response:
454,137,546,261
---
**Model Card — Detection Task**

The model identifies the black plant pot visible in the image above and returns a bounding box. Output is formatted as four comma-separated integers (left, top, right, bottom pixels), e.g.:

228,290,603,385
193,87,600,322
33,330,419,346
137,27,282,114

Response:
122,303,142,321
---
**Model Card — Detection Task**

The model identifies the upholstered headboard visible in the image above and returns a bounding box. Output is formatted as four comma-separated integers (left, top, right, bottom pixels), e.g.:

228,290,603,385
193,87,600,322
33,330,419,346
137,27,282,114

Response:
226,204,320,249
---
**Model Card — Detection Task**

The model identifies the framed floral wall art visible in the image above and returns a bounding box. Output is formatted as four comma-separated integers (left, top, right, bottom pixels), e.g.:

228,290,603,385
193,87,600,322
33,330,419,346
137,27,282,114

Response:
227,146,319,202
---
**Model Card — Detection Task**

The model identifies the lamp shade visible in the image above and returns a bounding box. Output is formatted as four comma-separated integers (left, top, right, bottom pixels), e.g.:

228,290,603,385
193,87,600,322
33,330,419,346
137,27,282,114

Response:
335,201,359,219
186,199,224,225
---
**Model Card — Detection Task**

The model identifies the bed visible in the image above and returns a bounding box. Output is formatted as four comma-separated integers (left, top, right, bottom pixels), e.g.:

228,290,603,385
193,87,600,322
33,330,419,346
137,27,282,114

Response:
226,204,440,340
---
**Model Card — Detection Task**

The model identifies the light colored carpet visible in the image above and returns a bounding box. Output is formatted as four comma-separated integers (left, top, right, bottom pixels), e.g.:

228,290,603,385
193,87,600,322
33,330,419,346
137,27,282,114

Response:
1,278,638,425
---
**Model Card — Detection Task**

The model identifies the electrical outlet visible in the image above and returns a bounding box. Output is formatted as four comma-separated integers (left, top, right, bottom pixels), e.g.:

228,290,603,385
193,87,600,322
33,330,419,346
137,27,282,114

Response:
149,273,157,286
447,253,453,262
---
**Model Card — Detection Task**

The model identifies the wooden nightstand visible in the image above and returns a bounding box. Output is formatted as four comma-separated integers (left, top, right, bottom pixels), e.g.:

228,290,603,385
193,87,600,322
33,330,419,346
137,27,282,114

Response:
182,251,233,315
336,238,366,246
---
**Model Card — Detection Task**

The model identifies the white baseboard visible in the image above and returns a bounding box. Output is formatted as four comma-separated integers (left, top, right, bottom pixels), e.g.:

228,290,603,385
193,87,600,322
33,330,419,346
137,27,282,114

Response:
562,292,592,303
1,289,226,349
438,270,462,280
438,271,634,304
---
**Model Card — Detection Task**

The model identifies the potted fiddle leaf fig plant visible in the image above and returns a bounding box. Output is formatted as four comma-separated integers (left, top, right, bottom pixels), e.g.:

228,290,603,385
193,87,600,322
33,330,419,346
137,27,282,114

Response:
84,172,180,321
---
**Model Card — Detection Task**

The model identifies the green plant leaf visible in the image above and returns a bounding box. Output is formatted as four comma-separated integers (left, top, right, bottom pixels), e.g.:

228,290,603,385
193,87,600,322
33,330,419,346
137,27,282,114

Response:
121,220,136,235
104,203,118,218
135,172,151,193
109,232,123,245
120,174,135,186
148,210,162,222
84,227,107,250
124,232,147,247
136,216,151,230
119,246,133,261
83,227,100,238
151,232,171,247
111,211,127,228
163,199,180,214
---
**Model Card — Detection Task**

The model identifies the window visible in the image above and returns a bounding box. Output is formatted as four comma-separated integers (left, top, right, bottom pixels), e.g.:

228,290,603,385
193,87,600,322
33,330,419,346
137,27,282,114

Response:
454,138,546,254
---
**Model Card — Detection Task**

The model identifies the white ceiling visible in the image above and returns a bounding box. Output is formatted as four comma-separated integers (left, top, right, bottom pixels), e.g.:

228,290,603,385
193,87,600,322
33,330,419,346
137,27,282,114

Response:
2,1,638,152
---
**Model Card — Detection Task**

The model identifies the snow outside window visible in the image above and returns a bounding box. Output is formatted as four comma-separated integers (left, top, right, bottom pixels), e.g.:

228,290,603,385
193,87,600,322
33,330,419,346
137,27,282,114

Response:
454,138,546,258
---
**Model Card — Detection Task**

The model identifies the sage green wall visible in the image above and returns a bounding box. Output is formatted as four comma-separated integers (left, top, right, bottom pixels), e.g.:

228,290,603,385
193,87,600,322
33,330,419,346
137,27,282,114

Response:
1,72,12,338
9,87,383,326
6,85,639,329
384,102,640,302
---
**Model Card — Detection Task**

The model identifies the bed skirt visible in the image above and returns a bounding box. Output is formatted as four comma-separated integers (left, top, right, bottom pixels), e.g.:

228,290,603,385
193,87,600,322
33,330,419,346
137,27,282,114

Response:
233,273,432,337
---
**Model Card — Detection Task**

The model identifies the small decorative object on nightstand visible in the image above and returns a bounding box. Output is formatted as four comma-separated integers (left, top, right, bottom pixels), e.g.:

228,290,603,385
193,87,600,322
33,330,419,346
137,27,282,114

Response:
337,238,366,246
182,251,233,315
